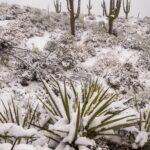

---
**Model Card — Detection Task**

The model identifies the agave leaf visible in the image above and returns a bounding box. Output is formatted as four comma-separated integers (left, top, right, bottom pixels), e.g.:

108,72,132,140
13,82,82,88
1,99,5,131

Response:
11,99,20,125
22,107,30,128
1,100,9,120
0,112,7,123
70,80,77,100
37,95,55,116
81,83,93,117
85,94,115,129
145,111,150,132
64,81,71,122
31,123,61,141
84,91,102,116
73,102,80,142
89,115,135,132
56,80,70,122
98,122,137,133
42,79,62,117
28,105,39,129
88,88,110,115
8,103,15,123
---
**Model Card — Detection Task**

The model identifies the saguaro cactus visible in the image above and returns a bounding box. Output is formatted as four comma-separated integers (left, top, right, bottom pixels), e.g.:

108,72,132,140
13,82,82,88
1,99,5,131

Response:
103,0,122,34
101,0,106,16
123,0,131,19
53,0,61,13
66,0,81,35
87,0,92,16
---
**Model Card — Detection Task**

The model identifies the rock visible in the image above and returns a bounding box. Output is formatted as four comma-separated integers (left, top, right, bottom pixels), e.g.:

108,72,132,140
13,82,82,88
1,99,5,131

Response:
20,78,29,86
107,78,120,90
44,40,57,52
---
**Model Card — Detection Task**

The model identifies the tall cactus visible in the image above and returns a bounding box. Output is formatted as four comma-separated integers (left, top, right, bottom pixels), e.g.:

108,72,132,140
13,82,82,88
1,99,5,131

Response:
87,0,92,16
53,0,61,13
66,0,81,35
123,0,131,19
101,0,106,16
103,0,122,34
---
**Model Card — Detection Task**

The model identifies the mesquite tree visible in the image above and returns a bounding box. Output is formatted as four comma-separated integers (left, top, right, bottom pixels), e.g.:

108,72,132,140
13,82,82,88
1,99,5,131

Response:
123,0,131,19
66,0,81,35
54,0,61,13
87,0,92,16
103,0,122,34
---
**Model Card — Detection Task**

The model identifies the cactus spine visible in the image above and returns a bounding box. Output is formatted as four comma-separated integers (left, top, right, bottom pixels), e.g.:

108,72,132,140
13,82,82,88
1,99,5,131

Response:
103,0,122,34
87,0,92,16
53,0,61,13
66,0,81,35
123,0,131,19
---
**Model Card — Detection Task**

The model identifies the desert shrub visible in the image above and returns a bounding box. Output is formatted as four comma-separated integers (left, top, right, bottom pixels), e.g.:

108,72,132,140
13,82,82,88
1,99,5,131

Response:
0,99,38,144
132,104,150,149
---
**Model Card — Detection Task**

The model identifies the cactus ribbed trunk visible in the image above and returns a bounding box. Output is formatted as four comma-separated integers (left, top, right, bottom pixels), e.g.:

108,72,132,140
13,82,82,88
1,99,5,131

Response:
102,0,121,34
108,18,113,34
66,0,81,36
126,13,128,19
70,0,75,35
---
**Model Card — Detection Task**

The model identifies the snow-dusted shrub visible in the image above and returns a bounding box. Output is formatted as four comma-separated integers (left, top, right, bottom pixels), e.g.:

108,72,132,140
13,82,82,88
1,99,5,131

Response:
132,105,150,149
0,100,39,144
36,79,136,149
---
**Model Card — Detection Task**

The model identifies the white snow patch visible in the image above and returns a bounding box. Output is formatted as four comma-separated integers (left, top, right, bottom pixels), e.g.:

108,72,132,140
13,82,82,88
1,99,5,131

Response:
75,137,96,147
0,20,14,27
0,144,52,150
26,32,49,51
133,131,149,148
0,123,37,137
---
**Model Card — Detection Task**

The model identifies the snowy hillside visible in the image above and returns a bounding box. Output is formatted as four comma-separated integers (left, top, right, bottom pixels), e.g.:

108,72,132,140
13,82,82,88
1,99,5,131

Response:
0,3,150,150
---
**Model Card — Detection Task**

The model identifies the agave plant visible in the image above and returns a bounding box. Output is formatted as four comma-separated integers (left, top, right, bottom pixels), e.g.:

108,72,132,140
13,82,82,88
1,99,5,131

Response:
0,99,38,144
35,78,136,149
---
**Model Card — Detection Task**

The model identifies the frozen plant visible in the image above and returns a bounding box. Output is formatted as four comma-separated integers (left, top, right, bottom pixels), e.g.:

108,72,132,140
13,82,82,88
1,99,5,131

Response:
35,78,136,149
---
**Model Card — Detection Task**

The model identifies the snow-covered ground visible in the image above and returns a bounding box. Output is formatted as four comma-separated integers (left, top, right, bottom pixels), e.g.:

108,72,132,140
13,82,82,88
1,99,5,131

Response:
0,3,150,150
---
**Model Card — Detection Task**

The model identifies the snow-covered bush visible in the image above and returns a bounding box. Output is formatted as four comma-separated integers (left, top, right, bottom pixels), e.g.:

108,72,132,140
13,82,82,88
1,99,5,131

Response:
35,79,136,149
0,99,39,144
132,105,150,149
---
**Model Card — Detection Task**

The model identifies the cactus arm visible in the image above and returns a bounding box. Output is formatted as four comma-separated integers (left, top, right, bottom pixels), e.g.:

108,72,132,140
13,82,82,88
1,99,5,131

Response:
114,0,121,19
75,0,81,19
66,0,71,12
123,0,131,19
102,0,108,17
87,0,92,15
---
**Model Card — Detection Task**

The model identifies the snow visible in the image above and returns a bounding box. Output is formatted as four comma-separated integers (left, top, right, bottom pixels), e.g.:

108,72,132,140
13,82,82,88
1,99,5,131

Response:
26,32,49,51
0,20,14,27
0,123,37,137
0,3,150,150
133,131,149,148
75,137,96,147
0,144,52,150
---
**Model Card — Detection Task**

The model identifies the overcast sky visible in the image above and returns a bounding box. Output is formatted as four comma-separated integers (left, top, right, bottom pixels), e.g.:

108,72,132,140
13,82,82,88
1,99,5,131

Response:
1,0,150,17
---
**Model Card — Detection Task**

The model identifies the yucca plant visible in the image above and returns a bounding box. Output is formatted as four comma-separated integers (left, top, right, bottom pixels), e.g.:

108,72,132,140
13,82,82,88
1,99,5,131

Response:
0,99,38,144
35,78,136,149
132,106,150,149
